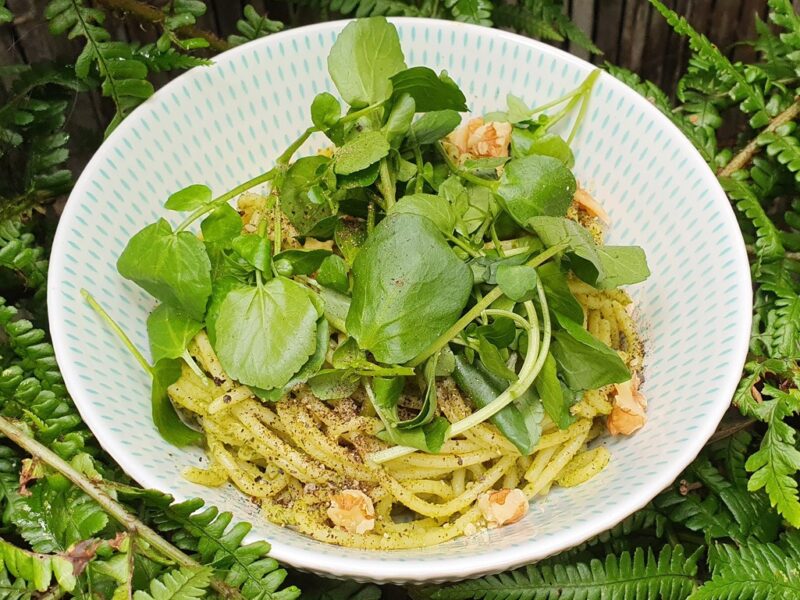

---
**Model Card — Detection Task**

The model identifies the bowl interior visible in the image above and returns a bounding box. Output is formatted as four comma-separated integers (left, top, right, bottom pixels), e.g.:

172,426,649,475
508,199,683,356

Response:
49,18,751,583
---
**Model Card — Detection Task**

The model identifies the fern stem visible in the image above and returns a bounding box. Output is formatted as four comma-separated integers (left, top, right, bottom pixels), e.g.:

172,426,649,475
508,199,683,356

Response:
0,416,244,599
94,0,230,51
718,98,800,177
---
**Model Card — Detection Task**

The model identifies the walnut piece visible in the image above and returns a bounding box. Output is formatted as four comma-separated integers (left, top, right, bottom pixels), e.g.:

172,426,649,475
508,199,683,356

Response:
478,488,529,528
573,188,610,223
327,489,375,534
607,376,647,435
446,117,512,160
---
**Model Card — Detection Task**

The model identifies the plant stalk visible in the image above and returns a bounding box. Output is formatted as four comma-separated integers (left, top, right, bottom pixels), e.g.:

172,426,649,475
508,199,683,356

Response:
717,98,800,177
0,416,243,599
94,0,230,51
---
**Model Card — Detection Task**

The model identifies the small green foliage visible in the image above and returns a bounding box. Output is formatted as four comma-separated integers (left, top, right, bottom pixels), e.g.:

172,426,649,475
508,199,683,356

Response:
228,4,284,47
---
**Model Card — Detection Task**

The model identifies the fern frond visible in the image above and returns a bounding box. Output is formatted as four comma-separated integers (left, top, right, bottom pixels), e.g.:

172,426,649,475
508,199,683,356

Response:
45,0,154,135
720,177,784,267
132,566,212,600
0,0,12,24
135,45,211,73
691,532,800,599
9,480,108,553
0,538,75,593
656,489,736,543
744,385,800,527
228,4,284,47
444,0,493,26
147,497,301,600
493,0,599,53
424,545,700,600
768,0,800,57
709,430,753,490
650,0,771,128
758,122,800,184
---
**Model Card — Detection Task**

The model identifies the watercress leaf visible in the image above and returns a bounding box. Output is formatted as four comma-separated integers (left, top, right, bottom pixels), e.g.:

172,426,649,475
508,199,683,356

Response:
272,249,332,276
117,219,212,320
317,254,349,293
320,286,350,333
452,355,541,455
282,156,334,232
164,184,211,211
407,110,461,146
152,358,203,446
204,276,247,345
593,246,650,289
308,369,360,400
463,157,510,171
335,218,368,266
551,315,630,390
469,252,531,285
310,92,341,130
200,203,241,245
327,16,407,108
347,213,473,364
337,161,381,189
440,176,497,236
534,352,575,430
436,346,456,376
389,193,455,235
332,337,361,368
302,215,339,240
527,215,602,284
146,304,203,364
397,156,417,182
511,129,575,167
370,377,449,453
282,316,329,390
231,234,271,272
497,155,576,226
383,93,416,144
214,277,321,389
475,317,516,349
389,66,468,112
334,130,390,175
537,261,584,324
477,335,517,381
496,264,539,302
397,353,440,429
486,94,534,123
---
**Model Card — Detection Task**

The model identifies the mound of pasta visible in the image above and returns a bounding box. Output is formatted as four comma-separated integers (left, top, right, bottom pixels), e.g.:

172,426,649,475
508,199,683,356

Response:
95,17,652,550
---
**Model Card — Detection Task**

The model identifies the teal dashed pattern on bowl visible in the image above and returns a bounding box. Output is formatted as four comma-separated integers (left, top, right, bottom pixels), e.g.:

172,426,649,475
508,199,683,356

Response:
48,18,751,584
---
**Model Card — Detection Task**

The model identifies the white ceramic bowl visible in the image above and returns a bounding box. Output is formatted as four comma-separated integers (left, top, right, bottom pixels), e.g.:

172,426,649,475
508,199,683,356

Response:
48,18,751,584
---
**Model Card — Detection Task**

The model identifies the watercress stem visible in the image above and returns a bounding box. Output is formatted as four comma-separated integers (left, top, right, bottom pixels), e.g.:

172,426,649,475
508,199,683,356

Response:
446,233,482,258
176,168,278,232
371,290,550,464
81,289,153,376
0,415,243,599
273,196,282,255
406,243,565,368
436,142,497,189
413,145,424,194
482,308,530,330
567,70,600,144
339,101,386,125
378,159,396,209
277,126,315,165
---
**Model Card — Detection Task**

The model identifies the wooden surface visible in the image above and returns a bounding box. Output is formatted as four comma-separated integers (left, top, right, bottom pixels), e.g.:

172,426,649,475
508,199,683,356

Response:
0,0,784,141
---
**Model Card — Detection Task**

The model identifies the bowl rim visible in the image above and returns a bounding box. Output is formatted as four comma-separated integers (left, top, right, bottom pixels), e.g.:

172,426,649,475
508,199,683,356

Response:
48,17,752,583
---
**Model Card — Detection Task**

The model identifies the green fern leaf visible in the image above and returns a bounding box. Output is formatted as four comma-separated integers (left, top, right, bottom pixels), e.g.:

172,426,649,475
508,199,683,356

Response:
0,538,75,593
744,385,800,527
8,480,108,553
44,0,154,135
691,532,800,599
424,545,700,600
710,430,754,490
758,123,800,184
147,497,301,599
768,0,800,57
0,0,12,24
444,0,493,26
132,566,212,600
720,177,784,265
650,0,771,128
656,488,737,543
228,5,284,47
0,564,35,600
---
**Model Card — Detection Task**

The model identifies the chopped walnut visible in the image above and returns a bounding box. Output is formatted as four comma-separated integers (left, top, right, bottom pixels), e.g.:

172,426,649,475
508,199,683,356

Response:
607,375,647,435
478,488,529,528
446,117,512,161
327,489,375,534
573,188,610,223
